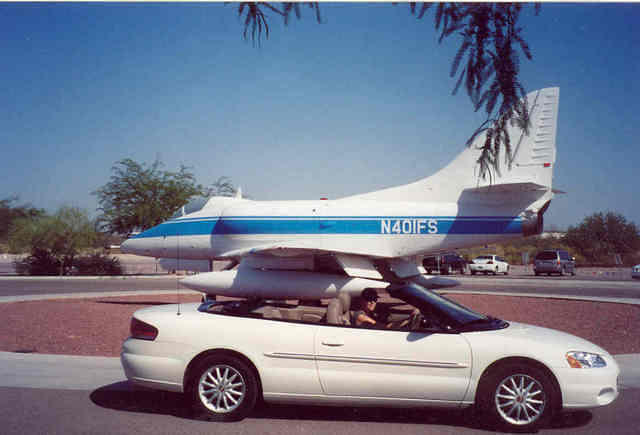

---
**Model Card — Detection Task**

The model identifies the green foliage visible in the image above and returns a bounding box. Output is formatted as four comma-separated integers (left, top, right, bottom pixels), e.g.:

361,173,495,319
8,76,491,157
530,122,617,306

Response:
93,159,205,235
9,206,100,275
237,2,321,44
14,248,61,276
428,3,539,182
563,212,640,265
0,196,45,244
14,250,122,276
205,176,237,198
72,253,122,276
234,2,538,179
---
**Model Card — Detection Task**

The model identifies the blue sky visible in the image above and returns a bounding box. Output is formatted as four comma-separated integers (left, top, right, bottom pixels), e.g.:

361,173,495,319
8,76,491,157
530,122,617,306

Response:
1,3,639,230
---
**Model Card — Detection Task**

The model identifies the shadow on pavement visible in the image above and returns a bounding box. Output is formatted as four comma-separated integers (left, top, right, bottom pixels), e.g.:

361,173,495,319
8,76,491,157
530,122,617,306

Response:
91,382,592,432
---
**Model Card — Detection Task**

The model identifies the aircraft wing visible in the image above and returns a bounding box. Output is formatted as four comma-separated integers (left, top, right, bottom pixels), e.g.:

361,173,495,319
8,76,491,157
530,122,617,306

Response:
217,241,458,290
217,242,318,260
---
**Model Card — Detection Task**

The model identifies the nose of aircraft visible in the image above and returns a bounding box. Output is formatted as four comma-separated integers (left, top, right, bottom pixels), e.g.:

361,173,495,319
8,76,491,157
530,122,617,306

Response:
120,236,152,256
120,238,136,255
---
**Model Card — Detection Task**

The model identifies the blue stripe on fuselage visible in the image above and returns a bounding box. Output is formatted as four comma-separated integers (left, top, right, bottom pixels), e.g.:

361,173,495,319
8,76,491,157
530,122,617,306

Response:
132,216,522,238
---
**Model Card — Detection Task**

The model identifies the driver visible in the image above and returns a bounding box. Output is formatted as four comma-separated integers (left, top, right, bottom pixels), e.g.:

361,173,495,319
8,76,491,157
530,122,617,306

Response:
354,288,385,327
354,288,422,329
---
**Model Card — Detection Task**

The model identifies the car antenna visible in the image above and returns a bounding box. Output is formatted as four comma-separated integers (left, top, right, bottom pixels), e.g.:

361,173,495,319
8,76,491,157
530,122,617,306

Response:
176,230,181,316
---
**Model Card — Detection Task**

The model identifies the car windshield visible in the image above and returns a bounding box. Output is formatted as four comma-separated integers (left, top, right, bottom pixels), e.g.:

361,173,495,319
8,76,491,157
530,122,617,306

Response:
475,256,493,260
389,283,488,327
536,252,557,260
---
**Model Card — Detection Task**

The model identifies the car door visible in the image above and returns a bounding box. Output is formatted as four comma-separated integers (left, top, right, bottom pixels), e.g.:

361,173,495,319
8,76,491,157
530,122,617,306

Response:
314,325,472,401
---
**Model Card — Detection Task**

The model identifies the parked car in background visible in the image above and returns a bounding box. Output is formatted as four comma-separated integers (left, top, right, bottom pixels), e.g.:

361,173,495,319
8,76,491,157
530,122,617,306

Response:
469,255,509,275
422,253,467,275
534,250,576,276
632,264,640,280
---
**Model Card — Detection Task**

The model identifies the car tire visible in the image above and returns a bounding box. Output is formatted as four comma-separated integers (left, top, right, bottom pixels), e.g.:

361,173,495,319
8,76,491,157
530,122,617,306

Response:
504,266,509,275
189,355,259,422
471,271,476,275
477,363,558,432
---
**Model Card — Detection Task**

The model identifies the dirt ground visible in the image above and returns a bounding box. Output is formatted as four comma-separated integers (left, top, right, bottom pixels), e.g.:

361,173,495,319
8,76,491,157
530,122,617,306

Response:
0,293,637,357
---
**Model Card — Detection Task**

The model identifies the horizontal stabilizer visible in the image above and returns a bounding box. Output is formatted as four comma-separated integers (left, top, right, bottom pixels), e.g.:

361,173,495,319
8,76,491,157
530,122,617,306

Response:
465,182,549,194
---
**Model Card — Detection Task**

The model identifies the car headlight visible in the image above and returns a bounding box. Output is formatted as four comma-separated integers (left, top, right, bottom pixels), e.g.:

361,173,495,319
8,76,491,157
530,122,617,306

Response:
566,351,607,368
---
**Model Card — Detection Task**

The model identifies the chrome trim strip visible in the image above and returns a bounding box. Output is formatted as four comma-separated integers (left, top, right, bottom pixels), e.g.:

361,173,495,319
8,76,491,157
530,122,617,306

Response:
316,355,468,368
264,352,315,361
264,352,468,368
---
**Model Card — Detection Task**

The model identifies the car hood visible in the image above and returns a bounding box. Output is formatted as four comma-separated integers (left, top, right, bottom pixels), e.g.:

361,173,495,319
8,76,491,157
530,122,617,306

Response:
504,322,609,353
462,321,613,368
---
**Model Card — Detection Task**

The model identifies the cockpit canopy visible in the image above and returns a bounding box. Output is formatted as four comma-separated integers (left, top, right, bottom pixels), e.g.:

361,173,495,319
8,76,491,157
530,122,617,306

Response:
170,197,209,218
170,195,245,219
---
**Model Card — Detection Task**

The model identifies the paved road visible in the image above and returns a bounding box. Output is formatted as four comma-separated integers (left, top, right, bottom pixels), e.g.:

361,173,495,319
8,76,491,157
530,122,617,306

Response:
0,276,183,297
450,275,640,303
2,274,639,304
1,379,639,435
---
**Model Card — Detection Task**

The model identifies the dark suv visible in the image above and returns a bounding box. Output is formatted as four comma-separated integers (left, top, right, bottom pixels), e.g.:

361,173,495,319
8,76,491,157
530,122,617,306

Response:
423,254,467,275
534,250,576,276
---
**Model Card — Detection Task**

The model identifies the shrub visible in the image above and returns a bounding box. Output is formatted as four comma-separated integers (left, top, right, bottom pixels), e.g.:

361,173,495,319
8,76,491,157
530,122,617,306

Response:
73,253,122,275
14,249,122,276
14,248,63,275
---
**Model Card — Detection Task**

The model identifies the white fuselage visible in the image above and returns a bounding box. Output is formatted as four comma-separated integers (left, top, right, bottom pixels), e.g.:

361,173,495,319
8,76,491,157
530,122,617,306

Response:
123,198,528,261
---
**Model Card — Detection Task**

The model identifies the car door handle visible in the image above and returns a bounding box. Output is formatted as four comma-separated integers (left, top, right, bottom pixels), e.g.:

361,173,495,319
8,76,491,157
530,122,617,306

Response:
321,340,344,347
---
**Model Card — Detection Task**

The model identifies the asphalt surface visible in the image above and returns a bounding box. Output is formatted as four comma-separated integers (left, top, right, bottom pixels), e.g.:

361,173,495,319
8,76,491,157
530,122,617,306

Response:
0,276,185,297
2,273,639,305
2,385,638,435
0,356,638,435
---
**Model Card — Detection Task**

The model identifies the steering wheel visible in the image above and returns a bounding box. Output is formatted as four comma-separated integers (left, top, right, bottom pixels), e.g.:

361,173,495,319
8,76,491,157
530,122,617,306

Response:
408,311,425,330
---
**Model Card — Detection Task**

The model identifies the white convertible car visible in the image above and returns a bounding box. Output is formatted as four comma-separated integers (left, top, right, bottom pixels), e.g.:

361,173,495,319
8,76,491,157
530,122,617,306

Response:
121,284,619,431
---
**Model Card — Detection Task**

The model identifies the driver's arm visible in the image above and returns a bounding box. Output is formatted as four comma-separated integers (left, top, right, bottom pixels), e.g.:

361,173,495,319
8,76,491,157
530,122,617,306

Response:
396,308,421,329
355,312,377,326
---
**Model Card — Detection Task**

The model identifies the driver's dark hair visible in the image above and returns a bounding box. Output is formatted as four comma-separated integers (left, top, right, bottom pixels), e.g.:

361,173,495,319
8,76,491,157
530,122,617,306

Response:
361,288,379,302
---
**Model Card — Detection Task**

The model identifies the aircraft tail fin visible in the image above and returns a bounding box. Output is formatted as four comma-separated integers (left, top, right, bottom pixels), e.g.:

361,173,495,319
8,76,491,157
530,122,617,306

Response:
343,87,560,203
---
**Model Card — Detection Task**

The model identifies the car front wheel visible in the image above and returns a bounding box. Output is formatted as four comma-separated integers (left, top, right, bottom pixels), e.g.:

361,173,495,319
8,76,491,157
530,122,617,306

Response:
478,363,557,432
189,355,259,421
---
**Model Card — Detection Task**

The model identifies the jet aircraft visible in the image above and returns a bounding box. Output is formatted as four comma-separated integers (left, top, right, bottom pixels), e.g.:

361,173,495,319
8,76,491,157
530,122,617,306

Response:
121,88,560,300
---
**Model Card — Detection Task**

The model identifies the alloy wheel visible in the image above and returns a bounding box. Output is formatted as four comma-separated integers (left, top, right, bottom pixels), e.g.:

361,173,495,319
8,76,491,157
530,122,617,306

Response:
198,364,246,414
494,373,546,426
